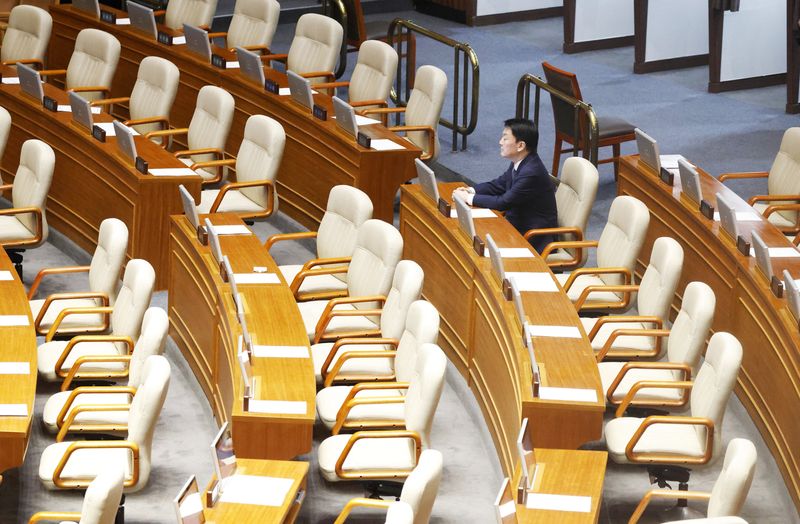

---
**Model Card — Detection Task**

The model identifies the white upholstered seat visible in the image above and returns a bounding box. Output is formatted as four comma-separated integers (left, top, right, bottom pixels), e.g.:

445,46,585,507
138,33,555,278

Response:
163,0,217,30
0,106,10,169
316,39,397,111
28,466,125,524
265,13,342,84
40,28,120,101
1,5,51,68
222,0,279,53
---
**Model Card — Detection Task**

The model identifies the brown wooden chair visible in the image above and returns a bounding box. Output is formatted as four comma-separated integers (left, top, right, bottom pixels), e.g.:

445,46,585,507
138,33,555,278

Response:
542,61,636,179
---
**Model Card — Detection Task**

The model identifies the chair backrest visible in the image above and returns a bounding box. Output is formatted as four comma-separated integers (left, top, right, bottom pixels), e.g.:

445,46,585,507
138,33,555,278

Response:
767,127,800,223
317,185,373,265
235,114,285,210
400,448,443,524
0,106,11,179
707,438,757,518
78,466,125,524
555,156,598,264
88,218,128,304
227,0,279,51
542,61,584,140
596,196,650,287
379,260,424,339
12,138,53,243
127,307,169,388
188,85,235,163
690,332,742,462
404,343,446,449
385,501,415,524
126,355,170,492
287,13,343,80
665,281,716,375
636,237,683,319
128,57,180,136
405,65,447,161
348,40,397,108
345,219,403,309
395,300,440,383
164,0,218,30
1,5,51,64
110,259,155,344
66,29,120,101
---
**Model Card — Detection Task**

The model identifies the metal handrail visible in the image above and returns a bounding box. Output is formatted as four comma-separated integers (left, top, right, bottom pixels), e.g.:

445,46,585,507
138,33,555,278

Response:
515,73,599,166
387,19,479,152
321,0,349,79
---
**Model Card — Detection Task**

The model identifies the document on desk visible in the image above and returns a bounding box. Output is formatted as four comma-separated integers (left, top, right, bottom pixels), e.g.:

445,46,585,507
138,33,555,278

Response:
0,362,29,375
247,400,307,415
233,273,280,285
209,225,252,236
450,208,497,219
1,77,20,85
526,493,592,513
748,247,800,258
115,18,130,25
504,272,559,292
0,404,28,416
370,139,405,151
219,474,294,506
538,387,597,403
713,211,761,222
355,115,381,126
659,155,687,170
0,315,29,327
483,248,535,259
172,36,186,45
0,270,13,281
57,105,102,114
278,87,318,96
252,345,309,358
148,168,196,177
527,325,582,339
94,122,140,136
225,61,240,69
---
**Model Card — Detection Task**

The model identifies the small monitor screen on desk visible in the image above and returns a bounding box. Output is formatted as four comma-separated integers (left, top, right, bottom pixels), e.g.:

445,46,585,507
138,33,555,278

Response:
69,91,93,131
17,64,43,103
236,46,265,86
784,269,800,322
679,159,702,204
210,422,237,484
184,24,211,61
179,185,200,231
113,121,138,162
332,96,358,137
635,128,660,172
416,158,439,203
287,70,313,109
486,233,504,284
127,1,157,39
453,194,476,241
751,230,773,281
173,475,204,524
716,191,738,241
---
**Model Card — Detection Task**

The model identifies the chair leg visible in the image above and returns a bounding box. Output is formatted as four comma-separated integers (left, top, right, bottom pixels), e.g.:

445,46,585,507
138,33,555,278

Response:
364,480,404,500
612,143,621,181
552,138,562,178
7,249,23,279
115,494,125,524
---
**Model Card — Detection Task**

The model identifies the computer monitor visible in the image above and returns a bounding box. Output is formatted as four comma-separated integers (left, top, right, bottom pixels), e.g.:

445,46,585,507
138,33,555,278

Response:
416,159,439,203
113,121,138,163
236,46,265,86
287,70,313,109
205,218,224,263
486,233,504,284
179,185,200,231
69,91,94,131
493,478,516,524
222,254,238,297
510,276,525,331
716,192,738,241
332,96,358,136
516,417,536,490
783,269,800,323
238,350,253,399
751,230,772,281
635,128,660,172
173,475,205,524
17,63,43,103
236,298,252,354
127,1,158,39
210,422,237,486
73,0,100,18
678,158,702,204
453,194,476,241
184,24,211,62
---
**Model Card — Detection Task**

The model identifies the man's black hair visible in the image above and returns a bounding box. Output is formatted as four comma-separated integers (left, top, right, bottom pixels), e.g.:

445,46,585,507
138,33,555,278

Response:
503,118,538,153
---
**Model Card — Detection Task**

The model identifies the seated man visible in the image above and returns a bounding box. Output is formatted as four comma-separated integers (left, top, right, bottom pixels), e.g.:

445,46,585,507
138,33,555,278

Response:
453,118,557,253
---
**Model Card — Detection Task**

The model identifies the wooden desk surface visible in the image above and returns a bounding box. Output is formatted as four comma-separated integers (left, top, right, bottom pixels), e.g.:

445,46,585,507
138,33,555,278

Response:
399,183,604,477
169,214,315,460
0,249,37,474
618,155,800,513
49,5,421,229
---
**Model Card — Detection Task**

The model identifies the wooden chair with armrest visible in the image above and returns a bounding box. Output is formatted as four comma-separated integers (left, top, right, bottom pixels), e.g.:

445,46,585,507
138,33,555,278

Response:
155,0,216,31
208,0,278,55
28,466,124,524
0,5,51,69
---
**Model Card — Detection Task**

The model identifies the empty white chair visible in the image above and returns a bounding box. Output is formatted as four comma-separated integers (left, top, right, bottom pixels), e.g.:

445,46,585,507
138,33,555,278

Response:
296,219,403,343
266,185,373,300
196,114,284,220
334,501,414,524
36,259,155,382
161,0,218,30
263,13,343,84
211,0,279,54
315,40,397,110
27,466,124,524
0,106,12,189
1,5,51,68
317,344,446,482
38,355,170,492
28,217,128,336
554,195,650,313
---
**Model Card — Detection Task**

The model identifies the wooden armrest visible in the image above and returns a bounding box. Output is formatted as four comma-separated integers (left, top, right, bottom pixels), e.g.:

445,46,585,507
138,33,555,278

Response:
89,96,130,107
54,334,134,379
615,380,692,417
261,53,288,64
748,193,800,205
762,203,800,218
628,489,711,524
596,328,671,362
625,415,714,465
587,314,659,340
28,512,84,524
321,338,399,384
290,256,352,298
57,386,136,429
264,231,317,251
238,44,270,54
562,266,631,293
144,127,188,141
34,291,110,335
28,266,91,299
313,296,387,344
152,9,166,16
607,362,691,406
388,124,435,160
176,147,224,159
69,86,111,95
0,183,12,192
540,239,598,260
574,282,637,312
38,69,67,77
360,107,406,115
718,171,768,182
56,403,131,442
335,430,421,480
334,498,393,524
0,206,43,248
60,355,133,391
3,58,44,68
209,180,275,216
332,381,410,434
351,100,388,109
324,350,400,387
46,306,113,342
299,70,335,82
124,116,169,128
53,440,139,488
207,31,226,39
313,80,349,91
530,227,585,268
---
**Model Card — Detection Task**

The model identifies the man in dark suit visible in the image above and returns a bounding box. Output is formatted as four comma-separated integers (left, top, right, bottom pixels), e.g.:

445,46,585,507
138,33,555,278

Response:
453,118,557,253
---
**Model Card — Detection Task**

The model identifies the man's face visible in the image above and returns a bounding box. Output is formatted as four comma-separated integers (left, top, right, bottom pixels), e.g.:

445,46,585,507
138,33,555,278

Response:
499,127,524,159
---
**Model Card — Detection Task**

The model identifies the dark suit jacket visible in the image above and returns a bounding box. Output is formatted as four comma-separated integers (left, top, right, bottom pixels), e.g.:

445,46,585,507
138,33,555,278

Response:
473,153,558,253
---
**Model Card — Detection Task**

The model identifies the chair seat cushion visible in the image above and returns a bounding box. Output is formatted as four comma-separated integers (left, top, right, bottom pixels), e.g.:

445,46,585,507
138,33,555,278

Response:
605,416,705,464
598,362,684,404
555,273,623,305
545,248,577,264
37,340,125,382
197,189,263,215
317,433,417,482
29,298,106,333
39,441,132,490
280,264,348,297
298,300,379,341
753,202,796,229
311,342,394,383
316,385,405,429
42,390,131,433
0,215,34,243
580,317,657,355
179,157,216,180
597,116,635,140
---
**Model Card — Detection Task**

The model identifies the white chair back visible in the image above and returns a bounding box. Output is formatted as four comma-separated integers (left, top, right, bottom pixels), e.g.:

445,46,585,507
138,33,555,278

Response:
707,438,757,518
405,65,447,161
556,157,598,265
66,29,120,101
400,448,443,524
127,307,169,388
345,219,403,310
110,259,155,345
0,106,11,182
227,0,279,51
13,138,54,244
287,13,343,80
767,127,800,223
164,0,218,30
1,5,51,64
379,260,424,339
78,466,125,524
395,300,440,382
317,185,373,274
385,502,415,524
188,85,235,169
665,281,716,374
348,40,397,107
637,237,683,319
235,114,285,210
128,57,180,136
404,343,446,449
88,218,128,305
596,195,650,288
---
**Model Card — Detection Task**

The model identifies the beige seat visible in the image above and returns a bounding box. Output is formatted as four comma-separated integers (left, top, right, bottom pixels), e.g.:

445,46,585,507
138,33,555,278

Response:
362,65,447,161
38,355,170,492
314,40,397,111
598,281,715,407
0,106,11,191
36,259,155,382
1,5,51,68
29,217,128,337
90,56,180,138
334,449,443,524
195,114,284,220
311,261,424,386
532,156,599,269
41,307,169,435
262,13,343,84
583,237,684,361
266,185,373,300
161,0,218,30
210,0,279,54
630,439,757,524
145,85,235,185
296,219,403,343
720,127,800,235
317,343,446,483
39,28,120,101
28,466,124,524
554,195,650,313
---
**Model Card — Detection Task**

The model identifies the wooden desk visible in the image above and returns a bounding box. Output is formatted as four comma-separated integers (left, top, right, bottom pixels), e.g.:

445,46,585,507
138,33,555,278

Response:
169,214,315,460
0,249,36,475
0,67,201,289
618,155,800,513
49,6,421,229
399,183,604,477
203,458,308,523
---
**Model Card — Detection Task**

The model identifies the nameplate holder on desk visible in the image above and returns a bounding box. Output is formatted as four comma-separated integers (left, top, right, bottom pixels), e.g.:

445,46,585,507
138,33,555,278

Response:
502,278,513,301
135,156,148,174
42,96,58,112
771,276,784,298
516,477,527,505
312,104,327,121
206,480,221,507
737,236,751,257
659,167,674,186
100,10,116,23
436,198,450,218
531,368,541,398
91,124,106,143
357,132,371,149
473,235,485,257
196,225,208,246
699,199,714,220
264,79,279,94
219,261,229,282
211,54,227,69
157,31,173,45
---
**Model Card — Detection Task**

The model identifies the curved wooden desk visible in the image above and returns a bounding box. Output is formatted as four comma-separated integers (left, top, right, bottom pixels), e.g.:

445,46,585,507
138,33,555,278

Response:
399,183,604,476
618,155,800,512
49,6,421,229
168,214,315,460
0,249,36,475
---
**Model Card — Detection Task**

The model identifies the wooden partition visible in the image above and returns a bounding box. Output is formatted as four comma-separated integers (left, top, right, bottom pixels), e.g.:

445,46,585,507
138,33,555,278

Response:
633,0,709,73
563,0,635,53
